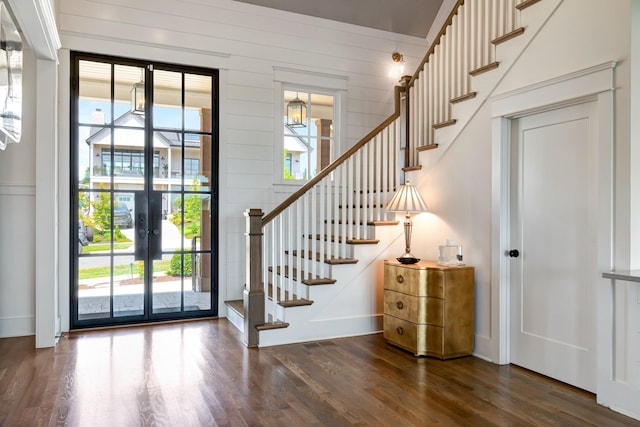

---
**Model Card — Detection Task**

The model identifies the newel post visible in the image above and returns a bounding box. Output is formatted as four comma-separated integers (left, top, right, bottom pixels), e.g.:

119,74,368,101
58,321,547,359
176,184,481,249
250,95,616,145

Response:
243,208,264,347
400,75,412,172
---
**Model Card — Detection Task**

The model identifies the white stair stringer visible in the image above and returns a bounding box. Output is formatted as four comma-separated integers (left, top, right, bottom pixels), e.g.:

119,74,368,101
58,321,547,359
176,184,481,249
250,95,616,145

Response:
258,225,405,347
416,0,564,175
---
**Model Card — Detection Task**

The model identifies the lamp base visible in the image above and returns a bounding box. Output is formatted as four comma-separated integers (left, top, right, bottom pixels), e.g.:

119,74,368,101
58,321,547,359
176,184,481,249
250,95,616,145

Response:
397,252,420,264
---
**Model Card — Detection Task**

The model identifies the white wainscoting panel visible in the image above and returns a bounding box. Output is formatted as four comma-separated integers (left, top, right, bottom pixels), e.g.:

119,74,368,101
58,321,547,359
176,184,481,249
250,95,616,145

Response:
0,185,36,338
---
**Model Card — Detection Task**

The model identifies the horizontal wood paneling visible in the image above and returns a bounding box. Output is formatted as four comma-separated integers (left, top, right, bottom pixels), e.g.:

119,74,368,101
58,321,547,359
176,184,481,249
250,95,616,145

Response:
58,0,428,326
63,0,426,60
226,85,273,104
226,99,273,118
226,129,273,147
226,159,273,176
226,115,274,132
226,144,273,161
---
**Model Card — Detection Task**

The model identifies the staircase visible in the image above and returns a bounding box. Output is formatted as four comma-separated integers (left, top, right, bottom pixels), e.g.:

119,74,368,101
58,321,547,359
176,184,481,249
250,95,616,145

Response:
229,0,563,347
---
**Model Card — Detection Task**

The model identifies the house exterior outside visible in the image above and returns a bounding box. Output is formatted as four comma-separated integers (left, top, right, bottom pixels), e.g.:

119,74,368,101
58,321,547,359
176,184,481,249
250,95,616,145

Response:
86,110,203,215
0,0,639,420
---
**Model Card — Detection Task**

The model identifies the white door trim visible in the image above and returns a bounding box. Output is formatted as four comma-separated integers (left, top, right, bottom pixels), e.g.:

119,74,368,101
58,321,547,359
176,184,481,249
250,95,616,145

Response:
490,61,616,365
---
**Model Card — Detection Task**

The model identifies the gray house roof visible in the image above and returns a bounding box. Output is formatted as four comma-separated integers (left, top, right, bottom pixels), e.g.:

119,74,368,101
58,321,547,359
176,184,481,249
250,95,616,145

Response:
86,110,201,148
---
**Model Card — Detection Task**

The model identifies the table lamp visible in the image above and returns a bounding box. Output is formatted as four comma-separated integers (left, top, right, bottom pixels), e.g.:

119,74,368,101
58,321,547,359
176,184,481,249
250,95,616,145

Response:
386,181,429,264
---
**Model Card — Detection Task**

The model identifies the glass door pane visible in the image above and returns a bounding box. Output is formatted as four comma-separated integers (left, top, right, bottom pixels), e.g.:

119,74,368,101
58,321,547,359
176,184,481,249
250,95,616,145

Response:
72,53,217,328
150,65,214,318
77,190,142,321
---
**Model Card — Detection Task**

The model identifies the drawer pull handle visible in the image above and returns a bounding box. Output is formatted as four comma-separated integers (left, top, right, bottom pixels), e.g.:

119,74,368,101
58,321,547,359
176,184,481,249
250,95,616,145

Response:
396,275,404,284
396,326,404,336
396,301,404,310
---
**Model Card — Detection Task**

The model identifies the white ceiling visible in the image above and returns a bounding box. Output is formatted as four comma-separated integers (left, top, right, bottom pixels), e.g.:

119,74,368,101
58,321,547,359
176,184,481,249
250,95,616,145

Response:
233,0,445,38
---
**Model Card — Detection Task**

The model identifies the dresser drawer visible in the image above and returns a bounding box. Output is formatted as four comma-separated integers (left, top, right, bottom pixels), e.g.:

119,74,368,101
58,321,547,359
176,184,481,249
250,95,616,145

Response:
383,290,424,322
385,264,427,296
383,315,427,355
383,261,475,359
383,290,444,326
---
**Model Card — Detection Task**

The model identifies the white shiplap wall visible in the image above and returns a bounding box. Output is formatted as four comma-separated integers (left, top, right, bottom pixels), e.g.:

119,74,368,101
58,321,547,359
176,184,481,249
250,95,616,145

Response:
56,0,428,320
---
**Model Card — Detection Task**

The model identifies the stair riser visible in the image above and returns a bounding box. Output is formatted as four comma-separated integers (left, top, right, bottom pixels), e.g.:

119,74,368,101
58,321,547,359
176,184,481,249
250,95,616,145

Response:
303,243,356,266
322,223,372,240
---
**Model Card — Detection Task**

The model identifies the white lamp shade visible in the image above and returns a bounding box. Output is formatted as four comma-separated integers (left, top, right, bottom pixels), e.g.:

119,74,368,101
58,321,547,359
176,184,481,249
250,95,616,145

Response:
386,181,429,213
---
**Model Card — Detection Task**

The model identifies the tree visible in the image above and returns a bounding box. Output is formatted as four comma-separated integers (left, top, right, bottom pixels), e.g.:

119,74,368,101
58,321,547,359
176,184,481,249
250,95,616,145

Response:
81,167,90,185
170,193,202,239
91,191,112,232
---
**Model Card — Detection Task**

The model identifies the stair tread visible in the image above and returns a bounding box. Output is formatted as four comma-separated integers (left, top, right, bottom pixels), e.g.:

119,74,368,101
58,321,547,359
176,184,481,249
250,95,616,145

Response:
470,62,500,76
450,92,477,104
267,283,314,306
256,322,289,331
516,0,542,11
279,299,314,308
346,238,380,245
268,265,335,283
368,220,400,226
225,299,244,316
309,235,379,244
285,250,359,265
303,278,337,285
433,119,457,129
492,27,525,45
324,220,399,226
416,144,439,152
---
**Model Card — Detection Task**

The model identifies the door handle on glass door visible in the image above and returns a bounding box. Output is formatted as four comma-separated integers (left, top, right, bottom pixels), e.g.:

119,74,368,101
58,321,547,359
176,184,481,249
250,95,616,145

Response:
508,249,520,258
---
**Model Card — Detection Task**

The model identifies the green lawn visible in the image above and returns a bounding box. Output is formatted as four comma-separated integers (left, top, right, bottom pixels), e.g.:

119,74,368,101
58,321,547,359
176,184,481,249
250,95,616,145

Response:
82,242,132,253
79,260,171,280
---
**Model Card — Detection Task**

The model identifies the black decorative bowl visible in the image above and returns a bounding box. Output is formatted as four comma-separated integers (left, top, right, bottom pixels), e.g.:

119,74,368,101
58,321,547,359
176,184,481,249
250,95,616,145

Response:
397,257,420,264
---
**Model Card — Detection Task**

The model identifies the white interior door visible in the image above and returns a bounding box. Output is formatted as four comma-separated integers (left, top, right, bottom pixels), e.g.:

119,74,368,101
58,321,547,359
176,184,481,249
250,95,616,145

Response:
510,101,597,392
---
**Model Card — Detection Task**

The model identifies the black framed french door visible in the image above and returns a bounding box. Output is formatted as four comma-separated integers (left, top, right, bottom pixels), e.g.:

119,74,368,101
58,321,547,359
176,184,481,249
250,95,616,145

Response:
70,52,218,328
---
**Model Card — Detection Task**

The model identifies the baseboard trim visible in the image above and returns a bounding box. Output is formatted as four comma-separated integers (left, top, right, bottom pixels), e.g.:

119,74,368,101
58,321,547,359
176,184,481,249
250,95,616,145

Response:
258,314,383,347
0,315,35,338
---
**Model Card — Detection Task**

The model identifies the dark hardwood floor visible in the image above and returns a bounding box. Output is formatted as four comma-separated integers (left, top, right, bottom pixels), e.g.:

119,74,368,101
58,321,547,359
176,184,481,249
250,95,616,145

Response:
1,319,638,426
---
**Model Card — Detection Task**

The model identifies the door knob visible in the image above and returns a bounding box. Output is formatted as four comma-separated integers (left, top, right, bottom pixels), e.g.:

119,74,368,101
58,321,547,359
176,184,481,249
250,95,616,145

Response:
508,249,520,258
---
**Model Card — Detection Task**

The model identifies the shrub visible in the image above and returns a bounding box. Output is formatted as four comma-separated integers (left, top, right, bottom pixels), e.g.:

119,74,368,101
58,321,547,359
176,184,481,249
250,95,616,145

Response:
114,226,127,242
167,252,193,276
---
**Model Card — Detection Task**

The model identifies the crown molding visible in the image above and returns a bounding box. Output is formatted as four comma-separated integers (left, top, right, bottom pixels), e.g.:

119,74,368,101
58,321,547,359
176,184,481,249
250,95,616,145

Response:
6,0,60,61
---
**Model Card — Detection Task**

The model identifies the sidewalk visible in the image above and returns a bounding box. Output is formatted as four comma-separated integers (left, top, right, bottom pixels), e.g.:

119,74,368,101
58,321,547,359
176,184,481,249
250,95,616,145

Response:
78,220,209,317
78,278,211,317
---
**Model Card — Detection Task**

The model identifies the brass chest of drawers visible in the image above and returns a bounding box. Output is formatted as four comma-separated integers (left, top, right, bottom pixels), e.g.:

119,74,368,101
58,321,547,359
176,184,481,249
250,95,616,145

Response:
383,260,475,358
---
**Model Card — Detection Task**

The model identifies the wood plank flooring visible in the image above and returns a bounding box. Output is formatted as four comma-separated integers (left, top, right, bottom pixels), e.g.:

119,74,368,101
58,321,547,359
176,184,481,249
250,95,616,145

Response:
1,319,638,426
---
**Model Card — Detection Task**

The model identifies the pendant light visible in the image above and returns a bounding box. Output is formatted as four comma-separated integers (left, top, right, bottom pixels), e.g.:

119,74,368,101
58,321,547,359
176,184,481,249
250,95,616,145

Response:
130,69,145,115
286,93,307,128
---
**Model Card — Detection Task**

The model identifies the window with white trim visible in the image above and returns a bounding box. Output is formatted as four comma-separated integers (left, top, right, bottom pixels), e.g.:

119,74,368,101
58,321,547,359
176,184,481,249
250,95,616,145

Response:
282,89,335,181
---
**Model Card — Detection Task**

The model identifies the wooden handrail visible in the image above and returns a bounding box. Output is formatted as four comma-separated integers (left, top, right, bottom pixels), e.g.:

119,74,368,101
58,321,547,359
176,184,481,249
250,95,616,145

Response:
408,0,465,88
262,84,403,225
262,0,465,226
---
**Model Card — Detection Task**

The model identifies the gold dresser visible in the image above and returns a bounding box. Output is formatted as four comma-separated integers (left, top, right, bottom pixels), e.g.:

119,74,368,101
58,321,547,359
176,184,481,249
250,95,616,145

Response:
383,260,475,358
